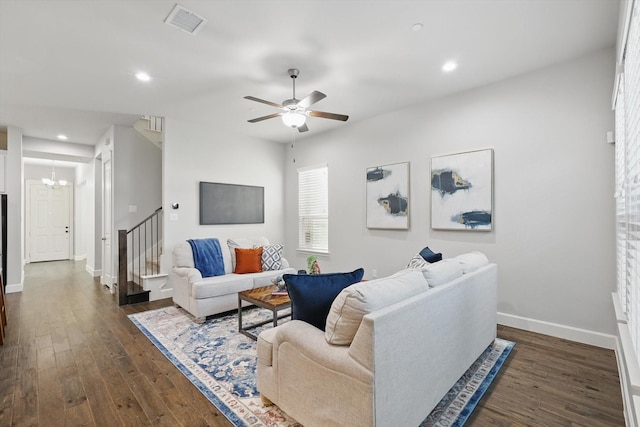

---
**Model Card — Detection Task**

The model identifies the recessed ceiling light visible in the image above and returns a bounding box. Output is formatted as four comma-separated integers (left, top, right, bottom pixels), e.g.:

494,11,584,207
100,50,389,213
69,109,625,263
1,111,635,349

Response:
135,72,151,82
442,61,458,73
411,23,423,31
57,134,68,140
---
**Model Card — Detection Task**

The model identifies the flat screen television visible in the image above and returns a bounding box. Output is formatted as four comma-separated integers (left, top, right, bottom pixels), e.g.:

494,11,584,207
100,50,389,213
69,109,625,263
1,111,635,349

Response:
199,181,264,225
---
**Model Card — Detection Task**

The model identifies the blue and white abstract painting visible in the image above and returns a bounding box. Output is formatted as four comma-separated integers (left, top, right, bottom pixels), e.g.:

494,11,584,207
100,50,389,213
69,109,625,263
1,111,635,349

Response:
431,149,493,231
366,161,410,229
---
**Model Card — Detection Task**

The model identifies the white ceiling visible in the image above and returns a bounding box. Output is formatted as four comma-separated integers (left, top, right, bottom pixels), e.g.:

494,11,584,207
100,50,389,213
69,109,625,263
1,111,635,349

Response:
0,0,620,150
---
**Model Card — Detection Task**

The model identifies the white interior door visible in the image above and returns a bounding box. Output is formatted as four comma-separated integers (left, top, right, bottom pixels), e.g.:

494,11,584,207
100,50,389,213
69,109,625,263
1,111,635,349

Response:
29,183,71,262
101,151,114,291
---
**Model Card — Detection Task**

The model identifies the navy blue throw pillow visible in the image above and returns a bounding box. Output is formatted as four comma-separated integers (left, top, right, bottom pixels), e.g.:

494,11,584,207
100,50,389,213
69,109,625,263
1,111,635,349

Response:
284,268,365,331
419,246,443,263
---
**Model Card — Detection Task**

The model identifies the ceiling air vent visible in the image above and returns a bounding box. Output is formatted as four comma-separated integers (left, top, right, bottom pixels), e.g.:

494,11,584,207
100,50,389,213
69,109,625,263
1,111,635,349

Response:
164,4,207,35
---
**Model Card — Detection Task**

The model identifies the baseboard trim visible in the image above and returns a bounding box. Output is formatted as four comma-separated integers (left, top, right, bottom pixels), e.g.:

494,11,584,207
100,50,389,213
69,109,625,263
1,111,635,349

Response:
74,254,87,261
498,312,616,349
6,283,23,294
85,265,101,277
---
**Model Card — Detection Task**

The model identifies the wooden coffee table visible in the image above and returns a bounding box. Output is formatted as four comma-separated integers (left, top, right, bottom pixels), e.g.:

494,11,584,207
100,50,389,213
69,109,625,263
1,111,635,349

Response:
237,285,291,340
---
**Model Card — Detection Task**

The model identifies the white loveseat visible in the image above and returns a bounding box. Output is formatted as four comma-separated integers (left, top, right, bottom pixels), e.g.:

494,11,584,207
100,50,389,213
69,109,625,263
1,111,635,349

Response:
257,253,497,427
170,237,296,320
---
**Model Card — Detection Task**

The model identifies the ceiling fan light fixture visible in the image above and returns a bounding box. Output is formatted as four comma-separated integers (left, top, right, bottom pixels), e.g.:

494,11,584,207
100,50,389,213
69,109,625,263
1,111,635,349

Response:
282,111,306,128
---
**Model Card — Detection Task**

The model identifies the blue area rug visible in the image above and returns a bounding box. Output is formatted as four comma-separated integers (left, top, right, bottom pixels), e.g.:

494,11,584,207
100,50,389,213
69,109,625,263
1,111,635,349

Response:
129,306,514,427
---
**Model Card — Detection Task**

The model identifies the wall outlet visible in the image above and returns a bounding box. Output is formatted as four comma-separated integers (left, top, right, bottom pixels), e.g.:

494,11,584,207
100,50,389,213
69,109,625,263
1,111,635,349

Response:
371,269,378,278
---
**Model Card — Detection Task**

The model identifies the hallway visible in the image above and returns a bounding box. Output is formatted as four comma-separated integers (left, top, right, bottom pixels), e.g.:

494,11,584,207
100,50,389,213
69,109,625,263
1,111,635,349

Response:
0,260,232,426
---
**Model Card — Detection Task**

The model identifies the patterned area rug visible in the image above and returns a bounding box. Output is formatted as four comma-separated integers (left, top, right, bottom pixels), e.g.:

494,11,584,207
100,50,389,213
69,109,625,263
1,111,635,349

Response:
129,306,514,427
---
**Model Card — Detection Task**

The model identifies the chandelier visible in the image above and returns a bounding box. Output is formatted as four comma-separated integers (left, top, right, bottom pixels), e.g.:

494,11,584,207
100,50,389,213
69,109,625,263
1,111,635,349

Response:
42,161,67,188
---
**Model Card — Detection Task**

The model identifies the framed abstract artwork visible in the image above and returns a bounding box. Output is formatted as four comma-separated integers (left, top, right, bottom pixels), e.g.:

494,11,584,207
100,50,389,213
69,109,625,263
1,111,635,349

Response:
430,149,493,231
366,161,409,229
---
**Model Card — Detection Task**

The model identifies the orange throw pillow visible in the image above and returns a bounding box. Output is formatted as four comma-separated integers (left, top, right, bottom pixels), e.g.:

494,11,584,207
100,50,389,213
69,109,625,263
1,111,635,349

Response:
234,247,263,274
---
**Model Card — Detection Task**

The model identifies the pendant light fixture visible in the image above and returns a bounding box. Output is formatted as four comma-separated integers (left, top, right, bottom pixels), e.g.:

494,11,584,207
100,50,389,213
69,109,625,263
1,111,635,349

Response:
42,160,67,188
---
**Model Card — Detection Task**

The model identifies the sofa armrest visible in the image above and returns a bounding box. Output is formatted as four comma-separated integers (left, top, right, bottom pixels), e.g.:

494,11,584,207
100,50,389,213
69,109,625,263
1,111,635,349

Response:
171,266,202,283
270,320,372,383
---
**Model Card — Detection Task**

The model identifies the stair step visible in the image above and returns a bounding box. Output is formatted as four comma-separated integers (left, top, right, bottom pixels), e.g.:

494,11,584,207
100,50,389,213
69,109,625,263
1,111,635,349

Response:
126,281,150,304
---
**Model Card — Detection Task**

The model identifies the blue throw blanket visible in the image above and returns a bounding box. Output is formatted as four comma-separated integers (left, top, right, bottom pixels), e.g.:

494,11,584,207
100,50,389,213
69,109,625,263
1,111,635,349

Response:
187,238,225,278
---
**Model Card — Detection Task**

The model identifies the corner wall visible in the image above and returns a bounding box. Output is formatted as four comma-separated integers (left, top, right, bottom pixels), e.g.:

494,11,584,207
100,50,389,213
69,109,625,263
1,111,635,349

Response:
5,126,23,292
284,47,616,344
162,118,287,273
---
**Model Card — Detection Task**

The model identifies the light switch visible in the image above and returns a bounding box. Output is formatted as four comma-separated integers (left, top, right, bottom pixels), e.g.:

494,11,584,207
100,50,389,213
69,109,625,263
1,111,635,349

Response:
129,205,137,213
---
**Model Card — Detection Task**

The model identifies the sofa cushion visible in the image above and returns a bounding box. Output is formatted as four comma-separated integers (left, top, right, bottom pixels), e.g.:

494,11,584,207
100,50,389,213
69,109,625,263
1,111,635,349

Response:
173,241,195,268
419,246,443,263
325,269,429,345
228,237,270,271
262,244,284,271
455,251,489,273
421,259,463,286
284,268,364,331
191,274,254,299
235,247,263,274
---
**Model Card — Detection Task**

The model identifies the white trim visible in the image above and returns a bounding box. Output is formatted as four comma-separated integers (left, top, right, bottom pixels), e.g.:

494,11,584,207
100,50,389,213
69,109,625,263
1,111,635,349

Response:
616,320,640,427
497,312,616,349
74,254,86,261
85,264,101,277
5,283,23,293
296,162,327,173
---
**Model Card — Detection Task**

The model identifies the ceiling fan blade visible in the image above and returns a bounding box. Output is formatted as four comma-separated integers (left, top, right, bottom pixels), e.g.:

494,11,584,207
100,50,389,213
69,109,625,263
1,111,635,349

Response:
309,110,349,122
297,91,326,108
244,96,283,109
297,123,309,133
247,113,282,123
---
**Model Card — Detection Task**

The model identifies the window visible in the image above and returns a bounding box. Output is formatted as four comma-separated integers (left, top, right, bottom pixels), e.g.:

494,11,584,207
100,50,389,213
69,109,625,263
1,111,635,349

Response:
616,0,640,358
298,164,328,253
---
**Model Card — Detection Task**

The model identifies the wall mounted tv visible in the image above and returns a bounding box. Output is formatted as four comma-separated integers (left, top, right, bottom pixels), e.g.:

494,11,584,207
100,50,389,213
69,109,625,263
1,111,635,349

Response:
199,181,264,225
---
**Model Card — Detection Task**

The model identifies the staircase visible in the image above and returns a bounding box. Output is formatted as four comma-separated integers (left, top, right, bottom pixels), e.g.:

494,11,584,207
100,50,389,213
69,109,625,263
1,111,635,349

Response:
133,116,163,148
118,207,166,305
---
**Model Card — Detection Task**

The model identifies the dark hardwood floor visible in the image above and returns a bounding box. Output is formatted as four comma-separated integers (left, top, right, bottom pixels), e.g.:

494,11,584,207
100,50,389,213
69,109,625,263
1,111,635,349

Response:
0,260,625,426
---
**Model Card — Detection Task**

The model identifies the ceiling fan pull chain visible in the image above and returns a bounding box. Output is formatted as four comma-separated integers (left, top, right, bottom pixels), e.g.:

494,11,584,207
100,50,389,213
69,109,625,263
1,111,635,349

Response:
291,129,296,163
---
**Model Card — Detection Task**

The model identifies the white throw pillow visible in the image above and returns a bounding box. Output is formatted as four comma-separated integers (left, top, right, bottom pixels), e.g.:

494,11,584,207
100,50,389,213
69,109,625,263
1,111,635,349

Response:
173,241,195,268
227,237,270,272
421,259,463,287
455,251,489,274
325,269,429,346
406,253,429,269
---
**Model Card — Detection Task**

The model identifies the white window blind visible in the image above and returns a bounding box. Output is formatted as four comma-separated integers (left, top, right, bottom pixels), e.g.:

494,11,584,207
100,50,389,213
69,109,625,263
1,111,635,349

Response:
298,164,328,253
616,77,627,314
617,0,640,358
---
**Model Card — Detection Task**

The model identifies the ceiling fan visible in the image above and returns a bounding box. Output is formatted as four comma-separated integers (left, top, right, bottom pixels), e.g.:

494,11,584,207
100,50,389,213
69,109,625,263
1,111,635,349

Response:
244,68,349,133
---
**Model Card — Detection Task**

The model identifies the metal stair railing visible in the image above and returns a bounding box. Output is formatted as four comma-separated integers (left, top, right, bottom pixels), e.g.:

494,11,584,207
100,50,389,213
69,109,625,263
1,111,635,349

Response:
118,207,163,305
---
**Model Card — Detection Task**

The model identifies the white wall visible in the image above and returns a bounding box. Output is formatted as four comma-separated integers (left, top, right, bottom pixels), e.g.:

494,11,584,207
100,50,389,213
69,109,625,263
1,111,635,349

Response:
113,126,162,231
284,48,616,344
23,163,75,183
75,162,95,262
5,126,23,292
163,118,287,272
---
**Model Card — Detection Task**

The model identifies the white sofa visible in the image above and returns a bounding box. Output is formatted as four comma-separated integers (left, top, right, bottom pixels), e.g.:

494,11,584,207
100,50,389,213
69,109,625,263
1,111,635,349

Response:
257,253,497,427
170,237,296,320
